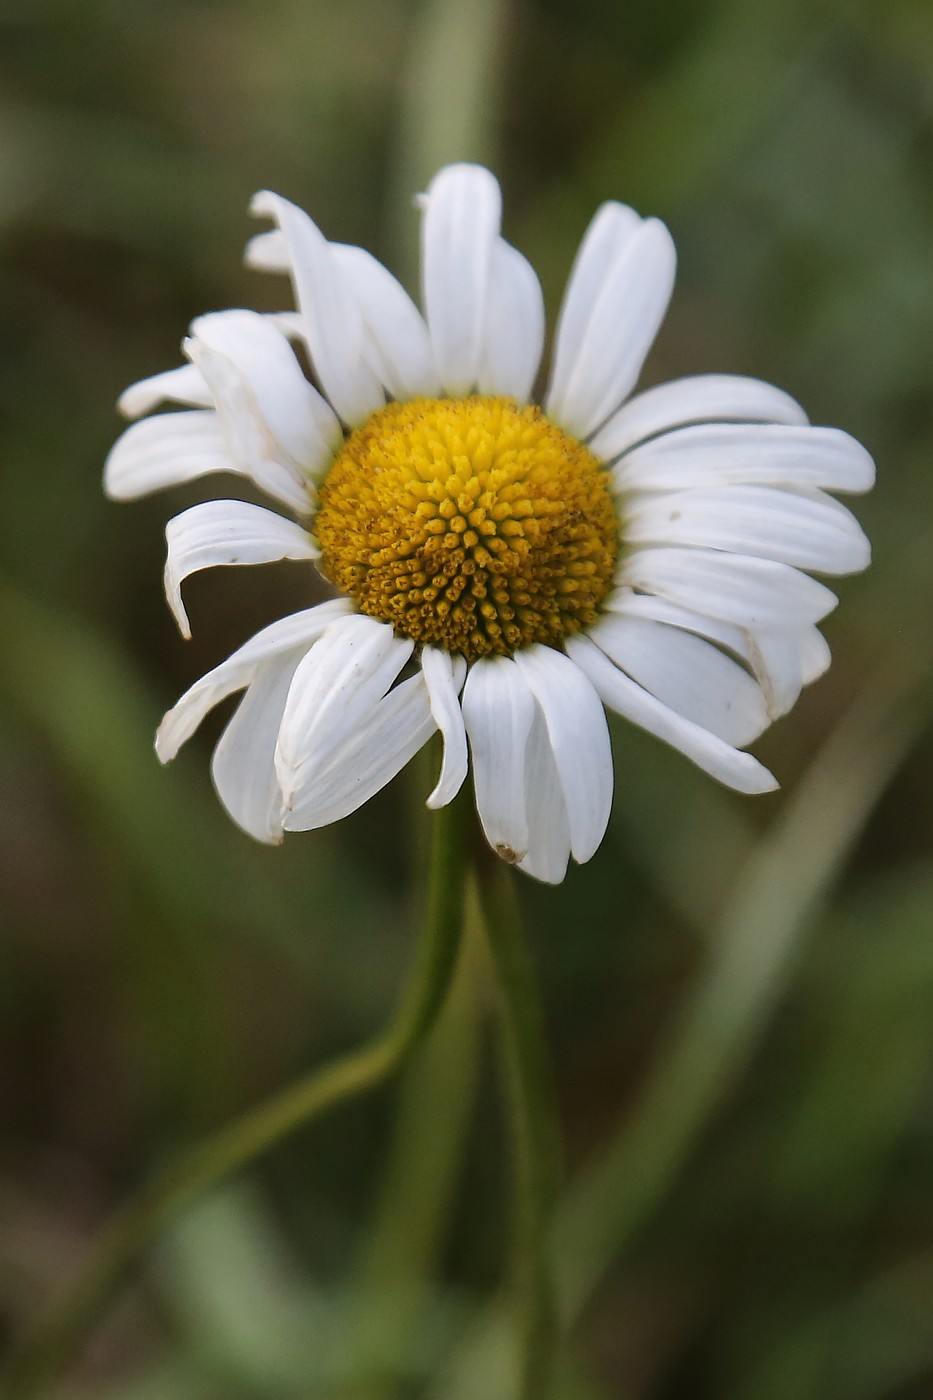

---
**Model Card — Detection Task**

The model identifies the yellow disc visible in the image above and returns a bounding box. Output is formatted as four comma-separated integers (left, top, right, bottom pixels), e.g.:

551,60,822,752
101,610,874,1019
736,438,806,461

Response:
315,396,619,661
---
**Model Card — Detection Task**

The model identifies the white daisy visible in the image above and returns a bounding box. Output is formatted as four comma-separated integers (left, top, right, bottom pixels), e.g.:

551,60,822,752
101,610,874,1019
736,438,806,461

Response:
104,163,873,884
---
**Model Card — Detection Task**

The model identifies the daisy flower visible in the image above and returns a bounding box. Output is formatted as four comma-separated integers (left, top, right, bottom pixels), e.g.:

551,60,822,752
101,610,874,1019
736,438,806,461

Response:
104,164,873,883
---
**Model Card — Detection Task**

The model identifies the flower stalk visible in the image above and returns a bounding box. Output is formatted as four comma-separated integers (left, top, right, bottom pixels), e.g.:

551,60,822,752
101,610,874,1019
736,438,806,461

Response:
0,792,470,1400
475,855,562,1400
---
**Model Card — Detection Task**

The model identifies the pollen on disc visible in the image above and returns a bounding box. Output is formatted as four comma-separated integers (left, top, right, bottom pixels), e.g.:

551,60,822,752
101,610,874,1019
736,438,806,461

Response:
314,396,619,661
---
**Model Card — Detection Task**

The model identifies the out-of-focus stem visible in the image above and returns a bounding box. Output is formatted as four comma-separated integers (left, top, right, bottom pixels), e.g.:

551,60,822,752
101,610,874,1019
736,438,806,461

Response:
476,857,561,1400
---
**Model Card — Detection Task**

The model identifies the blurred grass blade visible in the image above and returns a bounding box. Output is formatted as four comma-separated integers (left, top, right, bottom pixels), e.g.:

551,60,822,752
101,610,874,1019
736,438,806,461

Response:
556,663,928,1317
388,0,509,284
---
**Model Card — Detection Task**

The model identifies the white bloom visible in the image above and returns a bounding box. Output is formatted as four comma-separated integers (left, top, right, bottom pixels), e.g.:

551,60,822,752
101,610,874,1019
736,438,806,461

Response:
105,163,873,883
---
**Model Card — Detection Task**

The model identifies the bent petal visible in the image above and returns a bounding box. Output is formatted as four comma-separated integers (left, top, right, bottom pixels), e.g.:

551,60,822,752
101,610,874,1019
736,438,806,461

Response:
517,708,572,885
586,614,770,747
285,673,436,830
566,634,777,795
164,500,317,638
190,308,341,465
118,363,212,419
274,614,413,808
211,651,303,844
421,647,469,810
512,645,612,864
155,599,354,762
462,655,535,862
420,163,502,396
250,190,385,426
105,411,234,501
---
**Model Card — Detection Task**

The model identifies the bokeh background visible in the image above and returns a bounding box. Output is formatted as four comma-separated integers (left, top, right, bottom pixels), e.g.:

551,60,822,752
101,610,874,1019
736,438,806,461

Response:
2,0,933,1395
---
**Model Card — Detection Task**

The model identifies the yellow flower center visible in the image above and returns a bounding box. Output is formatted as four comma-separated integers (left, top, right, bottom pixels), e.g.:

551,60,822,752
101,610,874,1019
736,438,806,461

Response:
315,396,618,661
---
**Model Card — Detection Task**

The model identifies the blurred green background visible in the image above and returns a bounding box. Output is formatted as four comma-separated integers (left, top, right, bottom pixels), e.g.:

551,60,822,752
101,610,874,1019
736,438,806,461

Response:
2,0,933,1395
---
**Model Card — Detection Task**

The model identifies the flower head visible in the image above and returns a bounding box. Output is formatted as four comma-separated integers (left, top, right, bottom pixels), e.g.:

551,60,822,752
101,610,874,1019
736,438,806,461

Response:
105,164,873,883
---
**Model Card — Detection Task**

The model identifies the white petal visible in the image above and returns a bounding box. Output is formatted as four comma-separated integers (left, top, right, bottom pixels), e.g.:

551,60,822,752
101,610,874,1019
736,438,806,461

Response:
245,228,290,272
547,215,676,438
586,615,769,746
461,655,535,862
798,626,831,684
420,164,502,396
546,202,642,420
274,614,413,807
517,708,572,885
250,190,385,426
566,634,777,794
284,673,436,830
624,485,871,575
118,363,212,419
331,243,441,400
104,411,234,501
512,645,612,863
746,632,805,719
614,423,876,495
164,500,316,638
155,599,354,762
211,651,303,844
476,239,545,402
619,547,838,629
190,308,341,465
590,373,808,462
421,647,469,810
603,588,752,658
602,589,826,721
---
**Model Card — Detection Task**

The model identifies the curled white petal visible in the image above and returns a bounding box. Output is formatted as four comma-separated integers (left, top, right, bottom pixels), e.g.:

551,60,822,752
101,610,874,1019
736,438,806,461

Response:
210,651,304,844
118,363,212,419
421,648,469,810
586,614,769,747
512,645,612,864
421,163,502,396
567,634,777,795
274,614,413,807
590,374,808,461
619,546,838,629
104,411,234,502
155,599,354,762
250,190,384,426
245,228,290,272
798,627,832,684
614,423,876,495
164,500,317,638
332,243,441,400
517,708,572,885
624,485,871,576
477,239,546,402
190,308,341,464
604,590,827,723
547,212,676,438
285,673,436,830
461,655,535,862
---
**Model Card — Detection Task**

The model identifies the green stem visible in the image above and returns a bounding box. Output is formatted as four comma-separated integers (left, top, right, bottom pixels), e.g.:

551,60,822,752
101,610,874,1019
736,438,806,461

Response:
475,857,561,1400
0,793,470,1400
